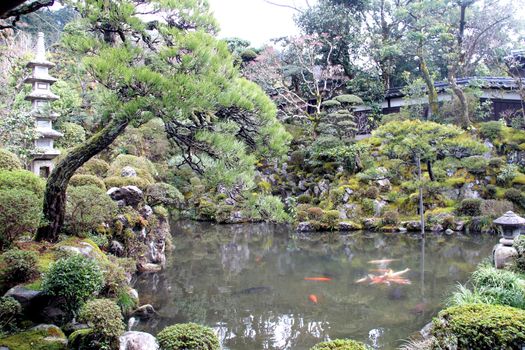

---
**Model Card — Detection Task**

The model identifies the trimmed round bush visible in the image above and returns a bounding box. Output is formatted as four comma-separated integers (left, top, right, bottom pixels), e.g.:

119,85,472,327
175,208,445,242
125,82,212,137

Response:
70,174,106,190
432,304,525,349
107,154,156,183
0,188,41,249
157,323,220,350
0,149,22,171
104,176,150,190
78,298,124,347
65,185,117,235
0,170,45,199
458,198,482,216
0,249,39,286
381,210,399,225
310,339,369,350
77,158,110,178
505,188,525,208
479,121,503,141
42,254,104,313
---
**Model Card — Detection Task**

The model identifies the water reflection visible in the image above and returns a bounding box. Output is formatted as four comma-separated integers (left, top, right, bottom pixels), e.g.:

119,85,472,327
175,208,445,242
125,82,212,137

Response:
134,221,495,350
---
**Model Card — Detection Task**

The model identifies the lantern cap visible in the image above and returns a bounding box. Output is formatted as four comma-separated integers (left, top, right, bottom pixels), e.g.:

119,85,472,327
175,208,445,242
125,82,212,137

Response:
493,211,525,225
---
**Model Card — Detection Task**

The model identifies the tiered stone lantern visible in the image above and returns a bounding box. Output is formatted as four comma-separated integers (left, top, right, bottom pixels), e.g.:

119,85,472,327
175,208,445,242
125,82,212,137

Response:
24,32,62,178
493,211,525,268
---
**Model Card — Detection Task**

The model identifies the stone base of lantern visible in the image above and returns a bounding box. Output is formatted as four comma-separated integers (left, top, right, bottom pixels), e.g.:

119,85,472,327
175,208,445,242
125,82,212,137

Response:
493,241,518,269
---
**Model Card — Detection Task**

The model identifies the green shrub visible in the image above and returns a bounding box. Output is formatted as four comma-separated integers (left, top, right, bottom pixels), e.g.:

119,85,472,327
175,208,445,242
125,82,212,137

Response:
381,210,400,226
297,194,312,204
247,194,290,223
0,189,41,249
364,186,379,199
100,259,127,298
479,121,503,141
145,183,183,206
504,188,525,208
107,155,156,183
484,184,498,199
498,164,519,185
0,149,22,170
432,304,525,349
321,210,340,229
65,185,118,235
42,254,104,313
310,339,369,350
0,249,39,286
157,323,220,350
513,235,525,273
70,174,106,190
461,156,488,174
104,176,150,190
56,122,86,149
448,265,525,309
0,170,45,199
0,296,21,331
77,158,110,178
307,207,324,220
78,298,124,348
458,198,482,216
489,157,503,168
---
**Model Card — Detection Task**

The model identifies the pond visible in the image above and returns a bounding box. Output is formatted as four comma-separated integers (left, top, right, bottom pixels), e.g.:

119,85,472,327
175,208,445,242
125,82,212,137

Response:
134,221,495,350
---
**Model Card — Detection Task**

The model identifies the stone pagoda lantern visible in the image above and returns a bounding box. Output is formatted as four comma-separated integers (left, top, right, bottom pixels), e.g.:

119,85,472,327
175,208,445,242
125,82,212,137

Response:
493,211,525,268
24,32,62,178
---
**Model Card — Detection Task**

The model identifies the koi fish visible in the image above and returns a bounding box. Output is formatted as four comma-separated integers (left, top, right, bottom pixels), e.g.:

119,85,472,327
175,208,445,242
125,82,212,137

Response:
304,277,332,282
368,259,399,264
309,294,318,304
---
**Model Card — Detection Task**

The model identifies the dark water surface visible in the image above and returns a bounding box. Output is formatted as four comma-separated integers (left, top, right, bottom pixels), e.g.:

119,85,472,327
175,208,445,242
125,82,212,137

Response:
134,221,495,350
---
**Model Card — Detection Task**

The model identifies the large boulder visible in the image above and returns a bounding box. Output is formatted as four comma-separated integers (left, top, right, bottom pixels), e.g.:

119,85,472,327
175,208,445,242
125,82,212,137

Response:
107,186,143,207
0,324,67,350
296,222,315,232
121,166,137,177
119,331,159,350
4,286,43,309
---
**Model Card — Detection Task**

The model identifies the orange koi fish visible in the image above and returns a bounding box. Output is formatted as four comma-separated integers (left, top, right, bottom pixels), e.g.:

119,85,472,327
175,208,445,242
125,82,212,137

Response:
308,294,318,304
304,277,332,282
368,259,399,264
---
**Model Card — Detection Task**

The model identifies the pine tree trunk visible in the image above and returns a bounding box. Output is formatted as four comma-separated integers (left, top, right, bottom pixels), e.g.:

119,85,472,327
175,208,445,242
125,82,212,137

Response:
448,70,470,129
36,117,129,242
419,56,438,120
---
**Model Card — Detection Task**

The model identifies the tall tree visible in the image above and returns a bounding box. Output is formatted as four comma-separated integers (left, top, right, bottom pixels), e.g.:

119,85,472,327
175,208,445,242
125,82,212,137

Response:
36,0,290,241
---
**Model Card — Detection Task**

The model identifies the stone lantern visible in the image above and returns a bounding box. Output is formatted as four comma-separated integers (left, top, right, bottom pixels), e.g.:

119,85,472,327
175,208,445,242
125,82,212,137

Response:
492,211,525,268
24,32,62,178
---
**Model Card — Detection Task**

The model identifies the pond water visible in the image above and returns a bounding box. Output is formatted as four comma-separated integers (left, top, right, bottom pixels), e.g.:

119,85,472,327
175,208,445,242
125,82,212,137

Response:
134,221,495,350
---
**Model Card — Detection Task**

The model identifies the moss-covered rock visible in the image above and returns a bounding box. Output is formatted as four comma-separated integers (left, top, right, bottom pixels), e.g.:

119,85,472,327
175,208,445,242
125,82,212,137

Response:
310,338,369,350
157,323,219,350
0,325,67,350
432,304,525,349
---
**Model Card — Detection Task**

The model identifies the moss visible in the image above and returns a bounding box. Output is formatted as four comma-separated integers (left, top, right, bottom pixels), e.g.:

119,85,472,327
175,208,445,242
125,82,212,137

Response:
67,329,93,350
77,158,110,178
55,237,108,263
104,176,150,190
512,174,525,186
257,180,272,194
444,177,466,188
432,304,525,349
157,323,220,350
0,328,67,350
310,338,369,350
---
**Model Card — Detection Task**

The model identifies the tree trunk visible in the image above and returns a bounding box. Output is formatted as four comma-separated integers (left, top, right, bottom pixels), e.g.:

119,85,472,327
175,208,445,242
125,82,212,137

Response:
36,117,130,242
448,69,470,129
419,55,438,120
416,154,425,236
426,160,435,181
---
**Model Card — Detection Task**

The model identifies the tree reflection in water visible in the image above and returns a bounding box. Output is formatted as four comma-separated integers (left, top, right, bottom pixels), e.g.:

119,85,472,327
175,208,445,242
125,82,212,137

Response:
134,221,495,350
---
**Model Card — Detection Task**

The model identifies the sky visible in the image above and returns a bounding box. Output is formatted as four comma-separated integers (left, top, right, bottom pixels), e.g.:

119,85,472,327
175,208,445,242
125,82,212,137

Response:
207,0,312,47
